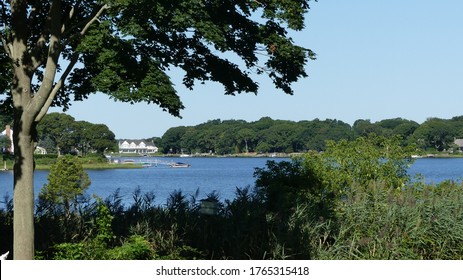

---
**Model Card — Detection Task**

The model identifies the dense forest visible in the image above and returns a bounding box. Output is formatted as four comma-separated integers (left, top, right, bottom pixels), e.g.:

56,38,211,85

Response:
3,114,463,156
155,116,463,155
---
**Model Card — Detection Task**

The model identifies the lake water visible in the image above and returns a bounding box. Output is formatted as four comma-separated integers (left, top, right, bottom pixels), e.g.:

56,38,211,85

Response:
1,157,462,208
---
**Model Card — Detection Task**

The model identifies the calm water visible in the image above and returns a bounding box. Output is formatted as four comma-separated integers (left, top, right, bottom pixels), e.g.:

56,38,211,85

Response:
408,157,463,183
1,157,462,207
0,157,285,207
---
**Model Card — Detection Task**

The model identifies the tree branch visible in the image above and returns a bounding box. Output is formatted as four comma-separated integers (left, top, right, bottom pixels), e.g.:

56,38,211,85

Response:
29,1,81,73
31,0,62,109
34,4,110,122
81,4,109,35
29,34,48,71
35,53,78,122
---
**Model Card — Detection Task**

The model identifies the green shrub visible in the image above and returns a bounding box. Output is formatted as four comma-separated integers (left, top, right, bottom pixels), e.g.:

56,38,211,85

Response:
105,235,155,260
28,135,463,260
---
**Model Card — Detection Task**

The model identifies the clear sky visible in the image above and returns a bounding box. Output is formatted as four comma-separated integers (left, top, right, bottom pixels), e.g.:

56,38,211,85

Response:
51,0,463,139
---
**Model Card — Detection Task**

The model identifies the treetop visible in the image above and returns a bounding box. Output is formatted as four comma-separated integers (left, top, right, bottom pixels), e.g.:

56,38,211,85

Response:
1,0,315,118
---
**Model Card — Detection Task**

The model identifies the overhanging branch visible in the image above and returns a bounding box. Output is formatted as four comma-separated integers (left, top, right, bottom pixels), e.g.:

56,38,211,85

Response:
34,4,110,122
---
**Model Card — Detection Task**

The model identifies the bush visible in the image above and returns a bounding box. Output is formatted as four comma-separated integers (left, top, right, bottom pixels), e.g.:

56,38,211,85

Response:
25,135,463,259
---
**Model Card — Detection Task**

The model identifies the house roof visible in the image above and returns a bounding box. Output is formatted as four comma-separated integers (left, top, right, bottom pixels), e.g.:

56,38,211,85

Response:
455,139,463,147
118,139,156,146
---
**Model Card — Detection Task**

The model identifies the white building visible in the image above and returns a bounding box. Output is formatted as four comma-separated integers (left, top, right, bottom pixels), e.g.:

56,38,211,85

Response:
1,125,47,154
1,125,13,154
118,139,158,154
34,146,47,155
455,138,463,152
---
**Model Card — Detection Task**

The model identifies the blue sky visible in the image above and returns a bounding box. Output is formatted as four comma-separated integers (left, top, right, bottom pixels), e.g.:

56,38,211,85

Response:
52,1,463,139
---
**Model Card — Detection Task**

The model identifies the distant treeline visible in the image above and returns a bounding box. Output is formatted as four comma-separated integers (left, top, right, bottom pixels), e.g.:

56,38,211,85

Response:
1,113,117,156
153,116,463,154
4,114,463,156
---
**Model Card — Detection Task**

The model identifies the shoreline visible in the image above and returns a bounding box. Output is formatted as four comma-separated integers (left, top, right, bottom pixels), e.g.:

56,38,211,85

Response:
2,152,462,172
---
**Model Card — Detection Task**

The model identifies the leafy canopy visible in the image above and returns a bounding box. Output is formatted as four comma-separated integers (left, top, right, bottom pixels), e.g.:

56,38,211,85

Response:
303,135,416,194
0,0,315,116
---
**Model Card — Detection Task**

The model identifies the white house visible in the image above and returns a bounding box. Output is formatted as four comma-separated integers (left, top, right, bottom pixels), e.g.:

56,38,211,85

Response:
1,125,13,154
455,138,463,152
118,139,158,154
1,125,47,154
34,146,47,155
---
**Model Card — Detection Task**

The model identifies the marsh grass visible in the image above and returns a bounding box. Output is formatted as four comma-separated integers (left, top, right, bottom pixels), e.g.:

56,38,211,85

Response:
2,136,463,259
2,179,463,259
306,180,463,259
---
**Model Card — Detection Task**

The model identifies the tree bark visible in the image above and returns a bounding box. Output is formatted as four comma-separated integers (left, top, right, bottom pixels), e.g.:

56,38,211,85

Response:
12,115,36,259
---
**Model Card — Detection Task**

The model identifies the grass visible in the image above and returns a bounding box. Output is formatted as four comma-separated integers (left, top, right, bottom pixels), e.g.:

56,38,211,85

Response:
1,158,143,171
34,163,143,170
305,181,463,260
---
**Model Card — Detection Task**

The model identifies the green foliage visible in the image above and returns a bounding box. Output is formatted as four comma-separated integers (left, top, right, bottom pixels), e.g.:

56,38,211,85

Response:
33,154,59,165
159,117,354,154
37,113,117,155
156,115,463,155
105,235,155,260
304,135,416,193
38,155,91,217
94,200,115,245
0,115,12,130
0,135,11,154
50,201,157,260
51,243,86,260
254,159,333,218
0,0,317,116
311,181,463,259
80,153,110,164
411,118,457,151
37,113,78,155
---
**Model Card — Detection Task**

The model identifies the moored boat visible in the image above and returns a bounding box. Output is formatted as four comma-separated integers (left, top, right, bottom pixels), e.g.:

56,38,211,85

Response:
169,162,191,168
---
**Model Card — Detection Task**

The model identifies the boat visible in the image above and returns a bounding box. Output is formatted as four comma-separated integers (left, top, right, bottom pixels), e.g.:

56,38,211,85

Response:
169,162,191,168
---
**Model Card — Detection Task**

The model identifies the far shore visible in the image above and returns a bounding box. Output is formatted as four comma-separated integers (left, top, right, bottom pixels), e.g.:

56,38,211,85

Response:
2,151,463,172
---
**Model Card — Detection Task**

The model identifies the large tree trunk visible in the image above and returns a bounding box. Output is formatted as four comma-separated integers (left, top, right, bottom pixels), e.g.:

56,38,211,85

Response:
10,58,38,259
7,0,103,260
12,111,37,260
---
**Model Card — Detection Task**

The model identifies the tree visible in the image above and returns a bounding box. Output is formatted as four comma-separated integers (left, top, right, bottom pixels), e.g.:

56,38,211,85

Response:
75,121,116,155
0,134,11,154
0,114,12,129
37,112,78,155
1,1,314,259
303,135,416,196
238,128,256,153
353,119,383,137
412,118,455,151
37,114,117,155
37,155,91,238
161,126,188,154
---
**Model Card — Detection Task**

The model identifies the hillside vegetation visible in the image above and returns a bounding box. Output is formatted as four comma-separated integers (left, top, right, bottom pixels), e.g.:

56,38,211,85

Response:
155,116,463,155
3,114,463,157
